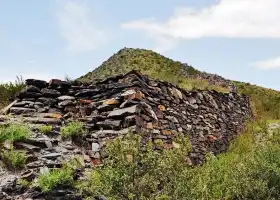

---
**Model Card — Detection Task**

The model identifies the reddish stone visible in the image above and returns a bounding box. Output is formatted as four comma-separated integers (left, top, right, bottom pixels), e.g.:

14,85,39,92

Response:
126,91,145,100
163,143,173,149
208,135,217,142
80,99,92,104
51,113,63,119
91,158,102,167
49,79,62,85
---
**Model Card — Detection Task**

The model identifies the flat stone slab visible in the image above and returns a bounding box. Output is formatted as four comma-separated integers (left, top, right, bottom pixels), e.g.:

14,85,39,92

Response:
108,105,138,118
10,107,36,115
23,117,61,124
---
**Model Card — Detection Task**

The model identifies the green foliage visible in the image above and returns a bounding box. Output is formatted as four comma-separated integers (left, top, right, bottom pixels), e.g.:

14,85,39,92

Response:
235,81,280,119
19,179,31,187
77,133,192,200
0,124,31,143
39,125,53,134
0,76,25,109
76,121,280,200
37,161,78,192
2,150,27,169
61,121,85,138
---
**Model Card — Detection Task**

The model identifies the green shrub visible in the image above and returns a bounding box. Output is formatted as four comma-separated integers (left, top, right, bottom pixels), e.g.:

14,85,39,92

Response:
77,133,192,200
19,179,31,187
2,150,27,169
61,122,84,138
0,124,30,143
37,159,82,192
0,76,25,109
39,125,53,134
75,121,280,200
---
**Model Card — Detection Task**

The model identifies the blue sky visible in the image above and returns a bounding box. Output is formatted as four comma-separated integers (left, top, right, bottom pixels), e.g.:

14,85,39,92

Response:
1,0,280,90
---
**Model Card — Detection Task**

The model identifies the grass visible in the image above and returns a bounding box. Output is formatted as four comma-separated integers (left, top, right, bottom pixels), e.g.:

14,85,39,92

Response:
61,121,85,138
37,165,75,192
234,81,280,120
37,159,82,192
39,125,53,134
0,76,25,109
0,124,31,143
2,150,27,169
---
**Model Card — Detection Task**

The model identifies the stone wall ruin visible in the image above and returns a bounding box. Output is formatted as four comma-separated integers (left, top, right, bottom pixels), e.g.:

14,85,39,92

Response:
0,70,252,198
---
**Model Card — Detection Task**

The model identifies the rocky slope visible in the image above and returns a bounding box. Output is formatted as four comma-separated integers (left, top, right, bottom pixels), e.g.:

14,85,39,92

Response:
0,70,252,199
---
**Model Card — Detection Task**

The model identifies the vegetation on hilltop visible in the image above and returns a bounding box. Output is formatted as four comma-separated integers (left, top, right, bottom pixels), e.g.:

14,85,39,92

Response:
78,48,198,82
77,48,229,93
235,81,280,119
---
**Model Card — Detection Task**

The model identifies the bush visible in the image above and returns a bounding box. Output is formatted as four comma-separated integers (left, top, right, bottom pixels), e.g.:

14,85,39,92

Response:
0,124,30,143
61,122,84,138
0,76,25,109
39,125,53,134
77,133,192,200
2,150,27,169
37,159,82,192
75,121,280,200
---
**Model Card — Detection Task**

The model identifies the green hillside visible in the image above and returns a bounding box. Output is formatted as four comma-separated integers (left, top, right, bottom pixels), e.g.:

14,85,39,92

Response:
78,48,200,82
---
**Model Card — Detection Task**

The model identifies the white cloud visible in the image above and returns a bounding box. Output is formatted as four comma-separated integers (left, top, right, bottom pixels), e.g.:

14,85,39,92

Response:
122,0,280,52
57,1,107,52
251,56,280,70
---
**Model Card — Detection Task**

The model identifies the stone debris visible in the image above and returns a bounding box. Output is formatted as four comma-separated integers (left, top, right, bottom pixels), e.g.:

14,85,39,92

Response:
0,70,252,199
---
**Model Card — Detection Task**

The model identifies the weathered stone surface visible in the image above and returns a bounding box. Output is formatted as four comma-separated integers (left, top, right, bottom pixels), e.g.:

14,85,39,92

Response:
23,117,61,124
10,107,36,115
37,97,57,106
41,88,61,98
96,120,122,130
108,105,138,118
58,95,76,101
58,100,75,107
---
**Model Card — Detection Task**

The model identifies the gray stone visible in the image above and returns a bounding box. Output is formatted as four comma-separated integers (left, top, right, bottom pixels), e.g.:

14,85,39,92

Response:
23,117,61,124
14,142,40,151
42,153,61,159
58,95,76,101
13,101,34,107
108,105,138,118
41,88,61,98
45,140,53,149
58,100,75,107
37,97,57,106
10,107,36,115
92,143,100,152
96,120,122,130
